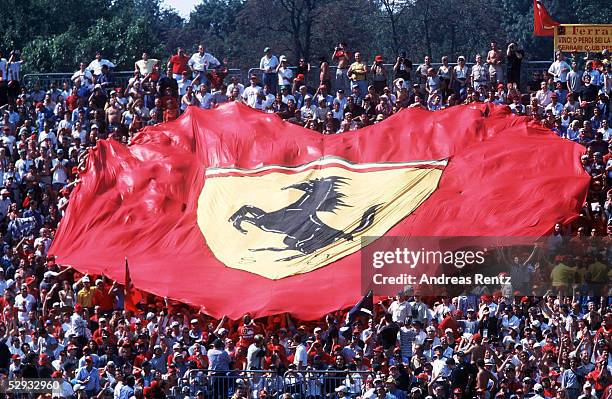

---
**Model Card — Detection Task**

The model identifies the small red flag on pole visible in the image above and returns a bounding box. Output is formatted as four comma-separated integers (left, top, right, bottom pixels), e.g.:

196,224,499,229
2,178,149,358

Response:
124,257,142,312
533,0,560,37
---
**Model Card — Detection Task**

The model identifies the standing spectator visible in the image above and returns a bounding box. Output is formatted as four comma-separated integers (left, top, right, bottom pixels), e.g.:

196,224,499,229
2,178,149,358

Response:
135,52,159,77
347,52,368,97
371,55,387,94
260,47,279,94
6,50,24,82
567,61,583,96
319,56,331,91
393,51,412,88
506,43,524,88
188,44,221,86
453,56,469,100
471,55,488,91
86,52,115,78
71,63,94,93
548,51,571,85
416,55,431,94
487,40,504,85
332,42,351,93
277,56,293,92
166,47,190,81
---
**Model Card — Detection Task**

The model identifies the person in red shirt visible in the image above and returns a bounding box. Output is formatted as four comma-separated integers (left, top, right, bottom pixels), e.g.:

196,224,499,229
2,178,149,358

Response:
187,344,208,369
307,341,333,366
92,279,115,313
167,48,190,81
586,356,610,396
237,313,263,348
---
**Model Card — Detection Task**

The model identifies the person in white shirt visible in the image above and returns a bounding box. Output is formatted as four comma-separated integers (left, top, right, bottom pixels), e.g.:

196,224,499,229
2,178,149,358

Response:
260,47,279,94
381,293,411,324
545,93,564,116
226,76,244,97
188,44,220,84
293,335,308,369
196,84,214,110
6,51,24,81
300,96,316,120
87,52,115,77
0,189,12,221
548,51,571,83
277,55,293,90
535,81,553,107
135,52,159,76
0,51,7,81
15,284,36,323
242,75,263,109
71,63,94,90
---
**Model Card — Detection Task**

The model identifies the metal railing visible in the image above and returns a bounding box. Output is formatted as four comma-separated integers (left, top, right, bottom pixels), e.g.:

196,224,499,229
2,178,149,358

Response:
22,69,243,91
178,369,375,399
21,61,551,95
248,60,553,93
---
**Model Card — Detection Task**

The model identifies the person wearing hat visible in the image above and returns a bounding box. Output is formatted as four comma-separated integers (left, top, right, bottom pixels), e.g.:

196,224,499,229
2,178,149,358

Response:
0,187,12,222
276,55,293,92
260,47,279,94
75,275,95,309
242,74,263,109
75,354,101,396
334,384,349,397
370,55,387,94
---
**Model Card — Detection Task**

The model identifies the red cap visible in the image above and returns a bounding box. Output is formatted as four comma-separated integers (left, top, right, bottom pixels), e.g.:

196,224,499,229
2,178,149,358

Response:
453,388,463,394
85,355,93,363
11,354,20,360
25,276,35,286
375,55,383,62
416,373,429,380
52,371,62,378
74,304,83,312
38,354,48,365
297,74,305,80
472,333,482,341
521,296,529,303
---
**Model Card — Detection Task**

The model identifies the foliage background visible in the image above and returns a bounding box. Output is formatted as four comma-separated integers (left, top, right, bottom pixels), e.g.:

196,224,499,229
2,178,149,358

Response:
0,0,609,73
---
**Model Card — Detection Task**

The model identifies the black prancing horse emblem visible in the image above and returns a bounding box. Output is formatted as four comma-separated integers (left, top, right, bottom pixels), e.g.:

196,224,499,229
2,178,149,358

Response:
228,176,381,262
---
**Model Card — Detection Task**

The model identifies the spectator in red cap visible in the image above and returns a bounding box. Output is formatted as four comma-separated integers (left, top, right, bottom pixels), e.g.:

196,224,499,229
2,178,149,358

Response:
371,55,387,94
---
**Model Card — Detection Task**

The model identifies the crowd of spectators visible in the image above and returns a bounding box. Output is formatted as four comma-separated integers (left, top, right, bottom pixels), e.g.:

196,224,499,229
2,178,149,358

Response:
0,38,609,399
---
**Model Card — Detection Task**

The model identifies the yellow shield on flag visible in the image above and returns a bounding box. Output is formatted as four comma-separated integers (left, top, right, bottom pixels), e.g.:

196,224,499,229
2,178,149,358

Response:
198,157,446,279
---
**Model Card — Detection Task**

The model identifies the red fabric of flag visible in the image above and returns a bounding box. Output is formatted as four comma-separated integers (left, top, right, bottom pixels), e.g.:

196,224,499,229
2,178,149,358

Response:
49,103,589,320
534,0,560,37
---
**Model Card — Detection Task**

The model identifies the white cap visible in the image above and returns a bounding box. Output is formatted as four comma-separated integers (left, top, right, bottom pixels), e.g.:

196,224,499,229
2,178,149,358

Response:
279,55,288,62
335,385,349,393
314,327,322,333
81,276,90,283
43,271,58,279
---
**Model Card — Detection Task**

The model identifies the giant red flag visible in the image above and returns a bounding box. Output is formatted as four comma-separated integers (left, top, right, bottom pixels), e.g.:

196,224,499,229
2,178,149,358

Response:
50,103,589,320
534,0,560,37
